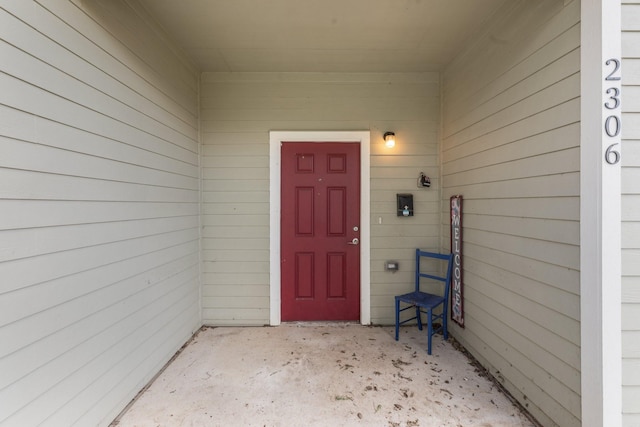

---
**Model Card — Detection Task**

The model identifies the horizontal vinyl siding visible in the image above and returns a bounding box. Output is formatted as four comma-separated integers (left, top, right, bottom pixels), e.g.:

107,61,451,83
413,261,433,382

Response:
201,72,440,325
440,1,580,426
622,1,640,424
0,1,200,426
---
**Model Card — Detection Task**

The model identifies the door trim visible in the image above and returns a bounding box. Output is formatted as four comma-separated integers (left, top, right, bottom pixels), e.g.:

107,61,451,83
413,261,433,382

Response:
269,131,371,326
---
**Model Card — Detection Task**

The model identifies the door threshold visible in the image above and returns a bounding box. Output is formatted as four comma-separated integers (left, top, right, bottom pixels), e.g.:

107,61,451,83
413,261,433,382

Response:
281,321,361,327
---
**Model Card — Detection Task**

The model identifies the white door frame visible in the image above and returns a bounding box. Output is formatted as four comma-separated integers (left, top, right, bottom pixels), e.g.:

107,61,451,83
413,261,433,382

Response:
269,131,371,326
580,0,622,424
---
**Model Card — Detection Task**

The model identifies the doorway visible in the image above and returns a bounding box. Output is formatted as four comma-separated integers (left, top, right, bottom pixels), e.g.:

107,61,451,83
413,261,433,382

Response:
269,131,371,325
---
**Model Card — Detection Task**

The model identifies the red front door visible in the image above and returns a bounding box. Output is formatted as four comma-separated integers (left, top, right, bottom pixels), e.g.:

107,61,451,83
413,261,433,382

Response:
281,142,360,321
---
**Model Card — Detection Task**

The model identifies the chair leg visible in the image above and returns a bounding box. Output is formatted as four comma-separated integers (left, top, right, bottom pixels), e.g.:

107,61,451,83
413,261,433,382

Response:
395,299,400,341
415,306,423,331
426,308,433,355
442,309,448,340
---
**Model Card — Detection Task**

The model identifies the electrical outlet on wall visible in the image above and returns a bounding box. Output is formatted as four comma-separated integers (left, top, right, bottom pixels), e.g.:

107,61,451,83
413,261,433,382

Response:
385,261,399,272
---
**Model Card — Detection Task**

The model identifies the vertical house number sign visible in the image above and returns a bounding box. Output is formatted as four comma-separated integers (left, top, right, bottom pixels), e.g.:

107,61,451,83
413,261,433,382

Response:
450,195,464,327
604,58,622,164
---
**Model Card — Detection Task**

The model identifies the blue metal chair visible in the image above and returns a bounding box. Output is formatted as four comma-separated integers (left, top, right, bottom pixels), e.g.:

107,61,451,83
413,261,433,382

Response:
394,250,454,355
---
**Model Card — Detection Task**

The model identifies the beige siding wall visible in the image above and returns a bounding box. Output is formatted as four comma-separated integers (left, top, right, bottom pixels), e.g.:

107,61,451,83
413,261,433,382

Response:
200,72,440,325
622,1,640,424
440,1,580,426
0,1,200,426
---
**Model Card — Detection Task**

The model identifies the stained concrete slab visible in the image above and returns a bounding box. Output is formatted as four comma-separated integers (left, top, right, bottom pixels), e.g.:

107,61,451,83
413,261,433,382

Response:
112,324,537,427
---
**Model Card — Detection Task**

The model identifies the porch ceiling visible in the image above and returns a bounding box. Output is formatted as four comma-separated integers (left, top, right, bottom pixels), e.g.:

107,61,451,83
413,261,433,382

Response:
137,0,507,72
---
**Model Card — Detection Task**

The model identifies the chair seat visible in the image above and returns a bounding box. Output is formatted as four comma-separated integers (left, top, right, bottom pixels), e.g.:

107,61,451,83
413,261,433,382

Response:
395,291,444,308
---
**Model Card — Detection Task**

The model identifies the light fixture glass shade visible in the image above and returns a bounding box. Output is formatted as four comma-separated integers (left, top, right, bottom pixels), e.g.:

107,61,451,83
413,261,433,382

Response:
384,131,395,148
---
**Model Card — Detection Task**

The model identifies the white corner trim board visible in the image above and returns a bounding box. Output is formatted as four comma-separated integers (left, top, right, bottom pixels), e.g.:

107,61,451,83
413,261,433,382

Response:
580,0,622,425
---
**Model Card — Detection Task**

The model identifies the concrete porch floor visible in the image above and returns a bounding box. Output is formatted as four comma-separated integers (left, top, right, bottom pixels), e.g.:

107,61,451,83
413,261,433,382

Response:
111,324,537,427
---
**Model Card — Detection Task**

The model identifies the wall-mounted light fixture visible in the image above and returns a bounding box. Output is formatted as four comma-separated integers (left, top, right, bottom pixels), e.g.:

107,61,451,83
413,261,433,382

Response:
383,131,396,148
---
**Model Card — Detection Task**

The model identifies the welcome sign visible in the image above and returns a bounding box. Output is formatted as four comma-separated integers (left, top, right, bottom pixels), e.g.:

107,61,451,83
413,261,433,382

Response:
450,195,464,327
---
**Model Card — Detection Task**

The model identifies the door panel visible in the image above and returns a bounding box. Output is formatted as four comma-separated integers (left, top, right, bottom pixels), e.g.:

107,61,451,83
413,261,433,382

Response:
327,253,346,298
281,142,360,321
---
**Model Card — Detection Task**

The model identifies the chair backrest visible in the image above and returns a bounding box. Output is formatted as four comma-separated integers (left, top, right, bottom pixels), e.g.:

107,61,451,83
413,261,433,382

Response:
414,249,454,303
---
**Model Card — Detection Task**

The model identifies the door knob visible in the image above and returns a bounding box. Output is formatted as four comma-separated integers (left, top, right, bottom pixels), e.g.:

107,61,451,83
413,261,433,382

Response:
348,238,359,245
